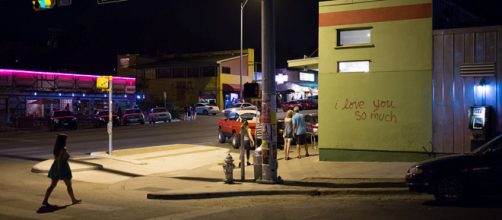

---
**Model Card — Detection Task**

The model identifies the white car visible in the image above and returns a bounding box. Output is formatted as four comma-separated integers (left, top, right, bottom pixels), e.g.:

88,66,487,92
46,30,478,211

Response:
195,103,220,115
147,107,172,123
224,102,258,112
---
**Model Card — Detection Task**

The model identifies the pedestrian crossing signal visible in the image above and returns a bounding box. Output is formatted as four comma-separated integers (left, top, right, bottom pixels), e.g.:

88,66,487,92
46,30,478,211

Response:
244,82,260,99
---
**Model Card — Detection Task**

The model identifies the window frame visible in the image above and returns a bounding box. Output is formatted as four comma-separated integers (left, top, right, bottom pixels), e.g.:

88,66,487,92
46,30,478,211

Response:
337,60,371,73
336,26,374,49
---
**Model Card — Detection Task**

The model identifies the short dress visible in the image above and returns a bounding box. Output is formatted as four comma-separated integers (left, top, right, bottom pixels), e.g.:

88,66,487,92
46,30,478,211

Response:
48,151,72,180
283,118,293,139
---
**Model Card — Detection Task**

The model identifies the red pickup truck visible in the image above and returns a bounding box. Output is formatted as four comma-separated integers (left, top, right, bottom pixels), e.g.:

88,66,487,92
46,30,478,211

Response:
218,109,259,148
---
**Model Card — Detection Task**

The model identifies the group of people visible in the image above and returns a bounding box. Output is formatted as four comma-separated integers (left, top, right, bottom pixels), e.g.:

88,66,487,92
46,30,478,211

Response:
184,105,197,121
283,106,309,160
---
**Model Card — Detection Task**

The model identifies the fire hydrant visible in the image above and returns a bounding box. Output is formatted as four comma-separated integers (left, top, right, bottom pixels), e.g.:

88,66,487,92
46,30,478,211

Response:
223,153,235,184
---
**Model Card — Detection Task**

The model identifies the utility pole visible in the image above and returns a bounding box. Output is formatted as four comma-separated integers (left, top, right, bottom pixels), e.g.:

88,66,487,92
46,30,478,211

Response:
240,0,249,100
259,0,278,183
108,76,113,155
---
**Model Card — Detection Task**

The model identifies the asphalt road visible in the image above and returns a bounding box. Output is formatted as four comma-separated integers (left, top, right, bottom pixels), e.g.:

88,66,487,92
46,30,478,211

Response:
1,110,502,219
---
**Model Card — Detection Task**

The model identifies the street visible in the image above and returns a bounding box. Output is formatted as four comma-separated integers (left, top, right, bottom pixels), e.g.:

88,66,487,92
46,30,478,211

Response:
0,111,501,219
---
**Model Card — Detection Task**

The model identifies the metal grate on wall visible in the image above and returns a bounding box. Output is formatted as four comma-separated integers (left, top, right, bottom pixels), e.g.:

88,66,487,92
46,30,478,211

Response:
460,63,496,77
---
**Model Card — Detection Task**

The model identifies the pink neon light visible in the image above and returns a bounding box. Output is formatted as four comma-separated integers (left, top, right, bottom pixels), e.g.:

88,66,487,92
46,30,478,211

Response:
0,68,135,82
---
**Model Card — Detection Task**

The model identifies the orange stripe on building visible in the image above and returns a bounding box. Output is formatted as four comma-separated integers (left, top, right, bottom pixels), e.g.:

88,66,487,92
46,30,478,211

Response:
319,3,432,27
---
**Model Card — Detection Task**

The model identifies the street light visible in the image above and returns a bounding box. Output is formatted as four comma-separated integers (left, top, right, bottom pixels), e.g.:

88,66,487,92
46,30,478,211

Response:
240,0,249,100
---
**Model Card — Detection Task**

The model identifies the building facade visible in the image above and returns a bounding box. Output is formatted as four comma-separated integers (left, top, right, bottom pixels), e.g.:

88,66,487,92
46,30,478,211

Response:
0,68,136,128
118,49,255,110
433,26,502,154
318,0,433,161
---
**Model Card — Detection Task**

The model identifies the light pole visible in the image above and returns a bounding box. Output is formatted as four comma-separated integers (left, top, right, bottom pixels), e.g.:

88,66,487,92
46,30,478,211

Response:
260,0,278,183
239,0,249,180
240,0,249,100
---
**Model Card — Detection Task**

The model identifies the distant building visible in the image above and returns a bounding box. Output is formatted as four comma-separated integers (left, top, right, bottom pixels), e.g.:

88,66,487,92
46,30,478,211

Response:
117,49,255,110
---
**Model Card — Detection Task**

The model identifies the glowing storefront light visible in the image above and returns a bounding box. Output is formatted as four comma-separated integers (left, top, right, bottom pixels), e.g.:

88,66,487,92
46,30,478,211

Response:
474,79,489,105
275,74,288,84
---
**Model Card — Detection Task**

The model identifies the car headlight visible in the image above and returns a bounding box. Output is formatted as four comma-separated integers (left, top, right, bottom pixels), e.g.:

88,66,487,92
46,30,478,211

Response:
407,166,424,175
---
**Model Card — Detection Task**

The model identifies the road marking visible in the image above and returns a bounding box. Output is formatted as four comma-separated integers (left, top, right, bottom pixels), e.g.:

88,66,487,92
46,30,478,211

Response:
0,204,70,220
145,207,234,220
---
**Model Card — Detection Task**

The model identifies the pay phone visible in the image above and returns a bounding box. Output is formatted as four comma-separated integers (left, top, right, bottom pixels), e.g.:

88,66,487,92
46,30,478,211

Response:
468,106,492,149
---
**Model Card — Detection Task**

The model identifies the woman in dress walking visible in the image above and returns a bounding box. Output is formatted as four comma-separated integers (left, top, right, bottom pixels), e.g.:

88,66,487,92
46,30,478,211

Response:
42,134,81,206
283,110,294,160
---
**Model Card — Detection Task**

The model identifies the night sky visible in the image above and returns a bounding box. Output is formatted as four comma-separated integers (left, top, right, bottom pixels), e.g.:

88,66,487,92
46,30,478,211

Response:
0,0,501,74
0,0,318,74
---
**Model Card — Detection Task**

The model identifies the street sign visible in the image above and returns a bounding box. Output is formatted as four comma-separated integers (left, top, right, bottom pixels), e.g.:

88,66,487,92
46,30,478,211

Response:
96,76,110,89
97,0,127,5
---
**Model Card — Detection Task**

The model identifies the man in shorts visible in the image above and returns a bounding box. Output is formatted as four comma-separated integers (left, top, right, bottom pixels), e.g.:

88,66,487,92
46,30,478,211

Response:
292,106,309,158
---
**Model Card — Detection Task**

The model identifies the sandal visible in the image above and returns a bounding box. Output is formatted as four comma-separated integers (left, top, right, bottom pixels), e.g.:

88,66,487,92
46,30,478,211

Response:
72,199,82,205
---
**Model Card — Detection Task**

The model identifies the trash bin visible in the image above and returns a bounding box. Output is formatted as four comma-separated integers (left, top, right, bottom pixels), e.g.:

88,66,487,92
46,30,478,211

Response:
253,147,262,181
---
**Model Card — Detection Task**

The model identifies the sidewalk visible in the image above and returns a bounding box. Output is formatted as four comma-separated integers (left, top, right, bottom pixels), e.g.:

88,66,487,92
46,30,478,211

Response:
32,144,415,200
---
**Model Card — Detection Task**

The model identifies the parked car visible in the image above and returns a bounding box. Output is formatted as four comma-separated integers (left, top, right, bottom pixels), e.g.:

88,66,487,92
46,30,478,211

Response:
121,109,145,125
224,102,258,112
147,107,172,123
301,99,318,110
282,100,303,112
50,110,77,131
218,109,259,148
93,110,120,127
305,113,318,137
405,134,502,202
195,103,220,115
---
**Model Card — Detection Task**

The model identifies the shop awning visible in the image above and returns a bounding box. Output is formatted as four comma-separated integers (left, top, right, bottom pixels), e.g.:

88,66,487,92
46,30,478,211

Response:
222,83,241,93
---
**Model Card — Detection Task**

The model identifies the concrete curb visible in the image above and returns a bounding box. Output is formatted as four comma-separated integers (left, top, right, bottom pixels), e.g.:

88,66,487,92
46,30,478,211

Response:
147,188,411,200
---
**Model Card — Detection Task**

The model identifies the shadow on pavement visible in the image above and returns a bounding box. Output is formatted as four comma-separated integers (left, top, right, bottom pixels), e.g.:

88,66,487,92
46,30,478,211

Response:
423,197,502,208
283,180,406,189
36,205,68,214
0,154,46,162
171,176,405,188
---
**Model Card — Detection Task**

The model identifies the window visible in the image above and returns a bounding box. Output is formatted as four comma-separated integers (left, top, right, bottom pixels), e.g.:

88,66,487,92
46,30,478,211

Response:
222,66,231,74
337,28,372,47
338,61,370,73
299,72,315,82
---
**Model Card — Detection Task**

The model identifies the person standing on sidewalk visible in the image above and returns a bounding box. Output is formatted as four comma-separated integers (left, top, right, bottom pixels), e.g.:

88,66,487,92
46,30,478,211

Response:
42,134,81,206
292,106,309,158
283,110,294,160
239,119,254,167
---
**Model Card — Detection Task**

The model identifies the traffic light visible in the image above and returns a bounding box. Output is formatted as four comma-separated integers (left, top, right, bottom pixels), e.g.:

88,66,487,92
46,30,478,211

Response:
244,82,260,98
32,0,56,11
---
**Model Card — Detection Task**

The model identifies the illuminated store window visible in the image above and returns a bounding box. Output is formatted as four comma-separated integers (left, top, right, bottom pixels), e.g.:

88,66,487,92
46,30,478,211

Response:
338,61,370,73
337,28,372,47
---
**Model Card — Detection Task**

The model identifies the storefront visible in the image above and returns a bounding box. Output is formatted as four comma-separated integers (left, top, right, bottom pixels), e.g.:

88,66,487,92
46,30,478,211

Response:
0,68,137,128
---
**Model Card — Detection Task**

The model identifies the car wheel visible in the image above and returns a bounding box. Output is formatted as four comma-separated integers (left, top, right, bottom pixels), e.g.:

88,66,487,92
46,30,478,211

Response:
434,175,465,202
218,130,226,143
140,120,145,125
203,110,209,115
231,133,240,149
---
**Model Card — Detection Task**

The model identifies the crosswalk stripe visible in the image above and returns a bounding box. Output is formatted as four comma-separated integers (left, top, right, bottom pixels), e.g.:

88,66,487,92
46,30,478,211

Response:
0,204,70,220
